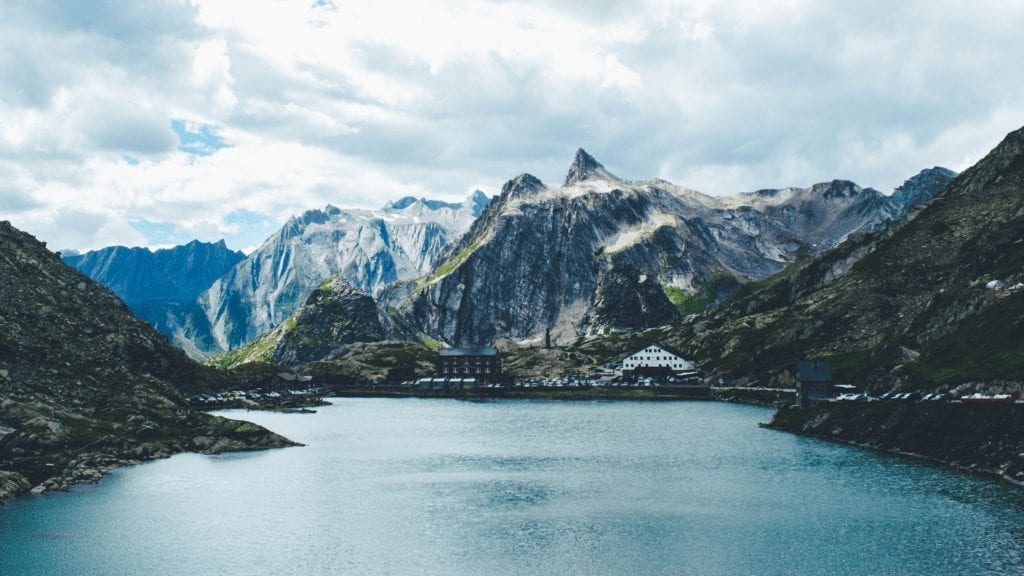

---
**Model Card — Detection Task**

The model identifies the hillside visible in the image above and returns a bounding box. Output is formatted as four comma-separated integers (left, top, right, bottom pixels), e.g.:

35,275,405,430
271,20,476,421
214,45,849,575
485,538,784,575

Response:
211,276,393,368
670,125,1024,393
0,222,294,503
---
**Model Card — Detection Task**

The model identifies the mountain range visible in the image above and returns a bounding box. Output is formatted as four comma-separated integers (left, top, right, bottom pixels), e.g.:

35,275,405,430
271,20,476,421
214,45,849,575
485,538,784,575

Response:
403,150,953,347
62,240,244,339
63,151,953,360
174,191,489,355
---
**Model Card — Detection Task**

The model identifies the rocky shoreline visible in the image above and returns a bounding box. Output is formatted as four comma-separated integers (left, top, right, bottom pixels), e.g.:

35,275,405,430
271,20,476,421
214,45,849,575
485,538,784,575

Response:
711,387,796,407
0,413,298,505
766,402,1024,488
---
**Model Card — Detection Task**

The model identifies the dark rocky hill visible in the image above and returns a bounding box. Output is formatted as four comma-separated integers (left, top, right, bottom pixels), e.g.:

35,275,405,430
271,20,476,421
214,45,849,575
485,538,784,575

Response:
0,222,294,503
211,276,391,368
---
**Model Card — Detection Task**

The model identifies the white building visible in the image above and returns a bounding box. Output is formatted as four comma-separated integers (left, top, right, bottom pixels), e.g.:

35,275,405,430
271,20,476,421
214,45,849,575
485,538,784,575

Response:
620,343,694,376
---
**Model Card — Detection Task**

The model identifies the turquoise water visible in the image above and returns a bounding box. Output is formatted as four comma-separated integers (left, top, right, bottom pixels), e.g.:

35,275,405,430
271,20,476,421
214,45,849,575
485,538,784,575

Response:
1,399,1023,575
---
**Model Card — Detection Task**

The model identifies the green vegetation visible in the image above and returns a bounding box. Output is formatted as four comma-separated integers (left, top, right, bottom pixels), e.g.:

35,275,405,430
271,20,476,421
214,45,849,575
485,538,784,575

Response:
752,259,805,290
230,422,264,434
317,276,340,292
904,292,1024,386
417,333,444,351
207,316,295,369
662,285,710,316
415,237,485,293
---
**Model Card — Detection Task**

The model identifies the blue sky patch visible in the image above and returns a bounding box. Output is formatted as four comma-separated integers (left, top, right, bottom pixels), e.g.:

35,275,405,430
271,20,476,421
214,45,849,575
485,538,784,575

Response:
170,119,230,156
129,209,279,253
122,154,139,165
224,209,279,251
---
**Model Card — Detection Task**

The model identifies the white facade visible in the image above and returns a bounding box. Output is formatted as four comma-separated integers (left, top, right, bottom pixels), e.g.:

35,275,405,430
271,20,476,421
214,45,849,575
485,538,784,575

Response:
621,344,694,373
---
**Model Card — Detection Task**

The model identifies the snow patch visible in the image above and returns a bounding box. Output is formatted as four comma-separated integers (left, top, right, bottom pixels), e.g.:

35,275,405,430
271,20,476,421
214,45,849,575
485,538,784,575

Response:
604,212,680,253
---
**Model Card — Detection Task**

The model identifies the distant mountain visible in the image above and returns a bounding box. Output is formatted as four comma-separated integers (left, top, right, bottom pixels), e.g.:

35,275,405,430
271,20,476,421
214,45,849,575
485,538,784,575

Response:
62,240,245,338
179,191,490,355
404,149,953,347
673,125,1024,394
0,222,292,503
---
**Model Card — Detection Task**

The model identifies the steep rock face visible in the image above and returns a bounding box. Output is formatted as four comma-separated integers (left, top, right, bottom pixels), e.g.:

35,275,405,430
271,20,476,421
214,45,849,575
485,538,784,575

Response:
180,191,489,355
677,125,1024,392
0,222,293,502
407,150,951,346
62,240,244,339
564,148,622,185
211,276,390,368
890,167,957,211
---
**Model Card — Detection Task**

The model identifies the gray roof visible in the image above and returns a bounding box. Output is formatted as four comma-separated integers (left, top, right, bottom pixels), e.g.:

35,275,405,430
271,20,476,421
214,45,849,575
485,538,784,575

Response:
438,347,499,357
797,361,832,383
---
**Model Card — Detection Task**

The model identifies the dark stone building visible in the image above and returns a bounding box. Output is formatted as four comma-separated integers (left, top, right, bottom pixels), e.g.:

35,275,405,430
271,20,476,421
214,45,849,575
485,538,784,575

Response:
797,360,833,407
437,347,501,379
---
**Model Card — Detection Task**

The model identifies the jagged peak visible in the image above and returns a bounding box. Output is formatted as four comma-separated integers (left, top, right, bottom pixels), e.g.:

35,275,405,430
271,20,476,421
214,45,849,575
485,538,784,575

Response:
385,196,420,210
383,193,486,213
890,166,956,208
564,148,621,186
467,189,491,217
501,173,546,198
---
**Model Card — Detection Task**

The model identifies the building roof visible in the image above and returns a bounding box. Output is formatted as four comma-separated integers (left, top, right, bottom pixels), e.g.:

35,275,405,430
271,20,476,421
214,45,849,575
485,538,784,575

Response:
797,360,832,383
654,342,690,359
626,342,691,360
438,347,499,357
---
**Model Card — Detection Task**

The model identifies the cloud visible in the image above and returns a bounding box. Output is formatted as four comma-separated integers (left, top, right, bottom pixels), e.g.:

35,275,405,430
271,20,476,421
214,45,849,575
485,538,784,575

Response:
2,0,1024,252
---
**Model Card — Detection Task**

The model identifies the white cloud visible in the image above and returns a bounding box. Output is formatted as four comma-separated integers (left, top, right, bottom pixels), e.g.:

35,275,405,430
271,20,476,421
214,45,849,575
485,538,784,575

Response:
1,0,1024,251
192,38,237,113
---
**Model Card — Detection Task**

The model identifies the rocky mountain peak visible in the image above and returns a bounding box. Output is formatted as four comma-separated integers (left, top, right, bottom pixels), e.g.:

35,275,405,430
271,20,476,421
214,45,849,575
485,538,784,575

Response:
890,167,957,210
810,180,863,199
468,190,490,217
564,148,620,186
501,173,546,198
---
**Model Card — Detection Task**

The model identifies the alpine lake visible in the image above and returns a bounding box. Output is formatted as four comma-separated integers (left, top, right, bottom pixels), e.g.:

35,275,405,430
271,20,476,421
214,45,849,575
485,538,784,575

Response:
2,399,1023,575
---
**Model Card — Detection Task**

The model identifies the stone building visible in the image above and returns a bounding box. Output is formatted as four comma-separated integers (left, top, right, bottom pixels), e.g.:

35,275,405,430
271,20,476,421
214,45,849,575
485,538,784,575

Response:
437,347,501,379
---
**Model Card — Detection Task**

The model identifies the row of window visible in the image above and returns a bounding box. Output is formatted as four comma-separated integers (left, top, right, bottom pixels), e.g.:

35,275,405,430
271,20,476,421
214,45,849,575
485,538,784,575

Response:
624,363,688,369
442,367,492,373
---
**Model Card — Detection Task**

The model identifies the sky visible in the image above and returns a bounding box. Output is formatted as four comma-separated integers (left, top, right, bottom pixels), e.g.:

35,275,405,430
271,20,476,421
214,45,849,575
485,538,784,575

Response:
2,0,1023,253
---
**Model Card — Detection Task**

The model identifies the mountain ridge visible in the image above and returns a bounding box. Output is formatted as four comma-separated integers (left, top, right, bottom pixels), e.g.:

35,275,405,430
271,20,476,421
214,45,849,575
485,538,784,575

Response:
403,150,954,347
